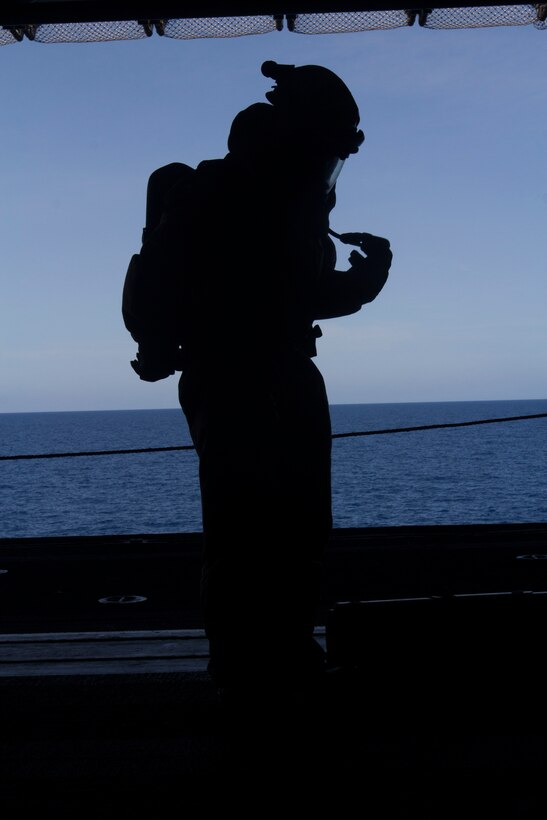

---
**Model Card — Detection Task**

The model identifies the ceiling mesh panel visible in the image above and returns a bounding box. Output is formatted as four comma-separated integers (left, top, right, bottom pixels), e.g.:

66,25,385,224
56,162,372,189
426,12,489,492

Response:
290,10,409,32
164,16,277,38
1,7,545,44
33,20,146,42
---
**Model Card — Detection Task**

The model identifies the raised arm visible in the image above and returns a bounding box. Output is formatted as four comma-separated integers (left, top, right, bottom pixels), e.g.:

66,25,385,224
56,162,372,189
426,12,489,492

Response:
312,232,392,320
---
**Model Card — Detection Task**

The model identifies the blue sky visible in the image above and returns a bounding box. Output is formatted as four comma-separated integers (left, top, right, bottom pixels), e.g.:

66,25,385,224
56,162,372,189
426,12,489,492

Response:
1,21,546,412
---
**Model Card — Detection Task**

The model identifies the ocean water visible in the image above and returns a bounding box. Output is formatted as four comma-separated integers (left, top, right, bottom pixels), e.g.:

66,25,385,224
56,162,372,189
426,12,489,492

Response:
0,399,546,539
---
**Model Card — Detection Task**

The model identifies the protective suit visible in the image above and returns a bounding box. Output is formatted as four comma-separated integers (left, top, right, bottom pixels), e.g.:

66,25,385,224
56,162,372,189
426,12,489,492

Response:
124,62,392,692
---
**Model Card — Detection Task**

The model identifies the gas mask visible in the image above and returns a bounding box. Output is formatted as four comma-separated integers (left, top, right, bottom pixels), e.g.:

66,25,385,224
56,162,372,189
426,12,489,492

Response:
227,63,363,196
259,61,364,196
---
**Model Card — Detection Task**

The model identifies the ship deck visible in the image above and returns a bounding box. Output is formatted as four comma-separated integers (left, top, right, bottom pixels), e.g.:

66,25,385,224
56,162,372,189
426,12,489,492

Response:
1,523,547,814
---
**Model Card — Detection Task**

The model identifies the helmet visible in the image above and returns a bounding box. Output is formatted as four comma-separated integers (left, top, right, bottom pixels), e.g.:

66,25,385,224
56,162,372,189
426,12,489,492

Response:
260,61,365,161
226,62,365,195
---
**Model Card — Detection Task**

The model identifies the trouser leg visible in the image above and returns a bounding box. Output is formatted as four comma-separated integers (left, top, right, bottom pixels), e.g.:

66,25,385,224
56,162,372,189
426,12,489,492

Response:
179,355,332,685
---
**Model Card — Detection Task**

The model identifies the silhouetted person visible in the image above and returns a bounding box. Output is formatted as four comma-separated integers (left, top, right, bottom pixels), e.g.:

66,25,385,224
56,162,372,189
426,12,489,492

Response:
123,61,392,695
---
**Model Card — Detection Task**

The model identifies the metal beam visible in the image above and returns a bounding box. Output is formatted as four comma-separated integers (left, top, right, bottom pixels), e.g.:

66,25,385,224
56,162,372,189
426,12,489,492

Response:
0,0,538,27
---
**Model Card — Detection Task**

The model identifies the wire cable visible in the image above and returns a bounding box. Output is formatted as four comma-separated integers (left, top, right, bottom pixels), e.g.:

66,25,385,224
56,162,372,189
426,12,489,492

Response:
1,412,546,461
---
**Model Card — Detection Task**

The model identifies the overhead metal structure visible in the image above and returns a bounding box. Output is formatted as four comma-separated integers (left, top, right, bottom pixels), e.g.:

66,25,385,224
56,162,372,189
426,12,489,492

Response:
1,1,545,44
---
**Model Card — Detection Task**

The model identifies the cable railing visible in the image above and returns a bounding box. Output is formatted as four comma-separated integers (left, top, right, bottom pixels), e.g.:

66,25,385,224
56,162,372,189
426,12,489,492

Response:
2,411,546,461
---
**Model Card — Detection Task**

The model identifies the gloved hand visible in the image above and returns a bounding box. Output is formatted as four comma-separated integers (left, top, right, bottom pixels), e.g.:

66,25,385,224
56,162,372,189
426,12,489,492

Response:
352,232,392,261
130,338,179,382
347,233,392,304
